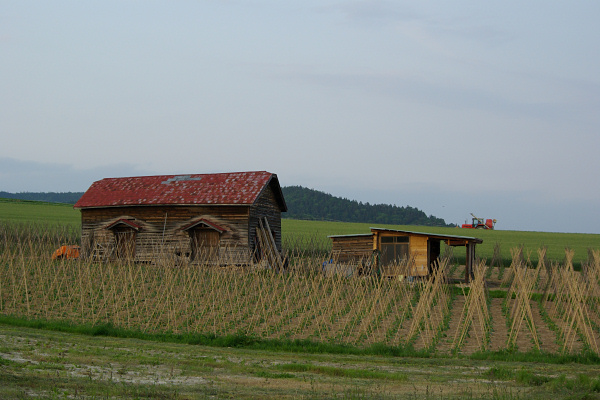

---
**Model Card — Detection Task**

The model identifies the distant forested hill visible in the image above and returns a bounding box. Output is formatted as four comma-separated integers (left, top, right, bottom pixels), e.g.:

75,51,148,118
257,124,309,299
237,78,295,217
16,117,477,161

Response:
0,187,450,227
281,186,451,227
0,192,84,204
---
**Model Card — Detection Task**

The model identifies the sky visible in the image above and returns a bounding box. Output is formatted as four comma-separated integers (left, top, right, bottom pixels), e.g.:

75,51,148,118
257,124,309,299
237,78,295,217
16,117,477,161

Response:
1,1,599,234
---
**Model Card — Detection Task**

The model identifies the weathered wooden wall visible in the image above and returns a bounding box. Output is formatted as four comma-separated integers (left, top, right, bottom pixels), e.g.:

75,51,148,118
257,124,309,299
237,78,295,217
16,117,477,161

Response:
249,183,283,252
332,233,431,276
331,235,374,262
80,205,253,264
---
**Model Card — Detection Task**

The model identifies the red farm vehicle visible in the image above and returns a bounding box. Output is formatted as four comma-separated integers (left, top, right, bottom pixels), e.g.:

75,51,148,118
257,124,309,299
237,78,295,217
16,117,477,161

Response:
461,213,496,230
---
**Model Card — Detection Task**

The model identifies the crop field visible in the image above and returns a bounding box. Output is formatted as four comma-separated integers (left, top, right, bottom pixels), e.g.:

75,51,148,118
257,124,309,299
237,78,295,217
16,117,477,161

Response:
1,225,599,355
1,199,600,398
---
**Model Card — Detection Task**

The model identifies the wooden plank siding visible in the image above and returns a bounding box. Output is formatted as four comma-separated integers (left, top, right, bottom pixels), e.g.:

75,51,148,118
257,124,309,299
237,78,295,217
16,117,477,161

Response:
80,205,253,264
75,172,287,267
331,236,373,262
410,235,429,276
248,183,283,252
330,228,482,280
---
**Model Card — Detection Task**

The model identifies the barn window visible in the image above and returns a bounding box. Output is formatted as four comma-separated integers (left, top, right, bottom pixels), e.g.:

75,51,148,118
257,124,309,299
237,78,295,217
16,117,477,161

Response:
181,219,225,263
380,236,409,266
106,219,141,260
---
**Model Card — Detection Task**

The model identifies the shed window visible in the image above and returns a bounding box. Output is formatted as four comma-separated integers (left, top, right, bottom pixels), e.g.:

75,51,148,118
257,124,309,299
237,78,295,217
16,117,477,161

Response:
381,236,408,244
380,236,409,266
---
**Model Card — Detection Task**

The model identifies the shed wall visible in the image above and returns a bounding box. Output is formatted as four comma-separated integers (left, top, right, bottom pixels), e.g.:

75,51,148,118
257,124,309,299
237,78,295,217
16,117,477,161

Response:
80,205,251,264
248,183,283,252
331,236,373,262
410,235,429,276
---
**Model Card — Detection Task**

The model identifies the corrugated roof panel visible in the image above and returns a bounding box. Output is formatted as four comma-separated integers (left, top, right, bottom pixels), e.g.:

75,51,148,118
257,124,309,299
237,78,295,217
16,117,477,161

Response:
74,171,277,209
369,227,483,243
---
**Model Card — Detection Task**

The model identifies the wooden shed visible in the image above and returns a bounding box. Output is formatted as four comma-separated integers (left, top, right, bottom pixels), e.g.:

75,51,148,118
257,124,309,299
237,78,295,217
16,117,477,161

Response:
74,171,287,265
329,228,483,282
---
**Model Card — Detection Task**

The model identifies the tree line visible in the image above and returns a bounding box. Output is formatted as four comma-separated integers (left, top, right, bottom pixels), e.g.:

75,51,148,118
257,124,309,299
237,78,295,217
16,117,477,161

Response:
281,186,451,227
0,192,83,204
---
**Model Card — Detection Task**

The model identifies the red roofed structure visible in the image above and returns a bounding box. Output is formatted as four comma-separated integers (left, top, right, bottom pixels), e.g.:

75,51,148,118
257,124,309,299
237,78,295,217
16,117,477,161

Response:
75,171,286,264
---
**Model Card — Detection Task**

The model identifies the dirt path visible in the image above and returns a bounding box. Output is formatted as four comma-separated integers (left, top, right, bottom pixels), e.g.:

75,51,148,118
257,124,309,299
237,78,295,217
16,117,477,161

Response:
505,299,535,352
531,301,559,353
435,295,465,354
543,302,585,354
488,298,508,351
412,299,447,351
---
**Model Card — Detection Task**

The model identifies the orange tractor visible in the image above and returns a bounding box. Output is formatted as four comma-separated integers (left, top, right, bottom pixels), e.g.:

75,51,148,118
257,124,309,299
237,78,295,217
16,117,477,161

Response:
461,213,496,230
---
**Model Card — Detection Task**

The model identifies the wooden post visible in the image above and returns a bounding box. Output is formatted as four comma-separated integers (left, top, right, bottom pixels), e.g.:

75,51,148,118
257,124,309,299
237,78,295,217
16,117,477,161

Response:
465,242,473,284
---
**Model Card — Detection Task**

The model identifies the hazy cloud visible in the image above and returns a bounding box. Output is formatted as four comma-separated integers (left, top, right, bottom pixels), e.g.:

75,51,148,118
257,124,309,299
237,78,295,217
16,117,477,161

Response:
323,1,419,25
0,158,151,193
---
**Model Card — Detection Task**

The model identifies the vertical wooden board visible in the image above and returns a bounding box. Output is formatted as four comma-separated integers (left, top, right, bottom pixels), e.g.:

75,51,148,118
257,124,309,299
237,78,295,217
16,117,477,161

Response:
411,235,429,276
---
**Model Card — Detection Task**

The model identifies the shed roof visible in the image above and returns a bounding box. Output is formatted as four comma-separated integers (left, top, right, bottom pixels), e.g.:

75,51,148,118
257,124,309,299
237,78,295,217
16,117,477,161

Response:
329,227,483,245
74,171,287,211
370,228,483,244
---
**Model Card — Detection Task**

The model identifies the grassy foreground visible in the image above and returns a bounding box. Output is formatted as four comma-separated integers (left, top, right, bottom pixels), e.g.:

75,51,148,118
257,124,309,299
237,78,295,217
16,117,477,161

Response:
2,323,600,399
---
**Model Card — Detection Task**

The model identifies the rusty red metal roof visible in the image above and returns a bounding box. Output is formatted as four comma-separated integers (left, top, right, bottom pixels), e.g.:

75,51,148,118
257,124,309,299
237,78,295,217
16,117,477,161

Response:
74,171,286,210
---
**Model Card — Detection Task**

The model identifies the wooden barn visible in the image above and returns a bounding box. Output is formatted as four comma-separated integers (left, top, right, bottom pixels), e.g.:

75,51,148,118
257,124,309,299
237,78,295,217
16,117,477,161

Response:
329,228,483,282
74,171,287,265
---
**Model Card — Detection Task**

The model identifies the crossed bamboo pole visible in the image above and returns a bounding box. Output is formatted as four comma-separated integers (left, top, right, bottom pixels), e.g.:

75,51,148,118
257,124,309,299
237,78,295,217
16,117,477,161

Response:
452,260,490,352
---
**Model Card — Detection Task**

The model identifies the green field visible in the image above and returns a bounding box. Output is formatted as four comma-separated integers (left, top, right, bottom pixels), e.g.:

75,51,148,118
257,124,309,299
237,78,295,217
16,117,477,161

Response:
0,198,80,226
1,197,598,267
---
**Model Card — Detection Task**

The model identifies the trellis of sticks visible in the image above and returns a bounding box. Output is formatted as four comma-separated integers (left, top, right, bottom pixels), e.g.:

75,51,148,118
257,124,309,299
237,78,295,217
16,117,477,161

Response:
504,249,540,350
543,249,599,354
452,259,490,352
0,233,423,348
2,223,599,355
406,258,451,350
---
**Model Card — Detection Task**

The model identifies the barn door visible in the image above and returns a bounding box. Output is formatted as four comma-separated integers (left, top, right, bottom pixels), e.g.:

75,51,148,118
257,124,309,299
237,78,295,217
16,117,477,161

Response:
190,229,220,263
113,227,136,260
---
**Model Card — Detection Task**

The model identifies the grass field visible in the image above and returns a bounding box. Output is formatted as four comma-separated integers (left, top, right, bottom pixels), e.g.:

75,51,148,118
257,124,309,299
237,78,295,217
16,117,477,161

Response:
0,198,80,226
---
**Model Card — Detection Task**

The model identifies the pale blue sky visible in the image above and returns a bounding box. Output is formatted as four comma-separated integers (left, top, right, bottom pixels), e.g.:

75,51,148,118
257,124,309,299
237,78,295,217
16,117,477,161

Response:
1,1,599,233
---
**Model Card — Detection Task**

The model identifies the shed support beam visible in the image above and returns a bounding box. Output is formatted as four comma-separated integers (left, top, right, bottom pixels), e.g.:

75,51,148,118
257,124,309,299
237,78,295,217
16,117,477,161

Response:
465,242,475,284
